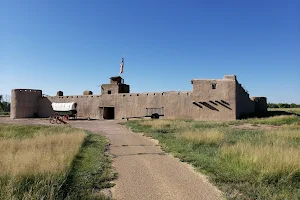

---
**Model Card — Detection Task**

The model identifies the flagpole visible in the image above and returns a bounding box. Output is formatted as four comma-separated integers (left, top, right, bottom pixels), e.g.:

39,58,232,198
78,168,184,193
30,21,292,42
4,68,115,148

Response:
119,53,124,76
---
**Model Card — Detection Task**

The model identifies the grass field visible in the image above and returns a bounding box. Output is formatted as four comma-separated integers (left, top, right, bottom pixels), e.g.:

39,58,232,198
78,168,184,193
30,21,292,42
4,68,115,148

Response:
0,124,115,200
0,112,10,117
125,109,300,200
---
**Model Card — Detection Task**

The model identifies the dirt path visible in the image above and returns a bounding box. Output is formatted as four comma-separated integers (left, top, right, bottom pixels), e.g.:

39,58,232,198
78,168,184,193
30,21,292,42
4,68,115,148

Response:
230,123,281,130
0,118,223,200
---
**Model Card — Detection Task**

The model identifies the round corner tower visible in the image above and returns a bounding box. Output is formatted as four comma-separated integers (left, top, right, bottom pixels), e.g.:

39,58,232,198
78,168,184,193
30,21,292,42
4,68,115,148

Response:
11,89,42,119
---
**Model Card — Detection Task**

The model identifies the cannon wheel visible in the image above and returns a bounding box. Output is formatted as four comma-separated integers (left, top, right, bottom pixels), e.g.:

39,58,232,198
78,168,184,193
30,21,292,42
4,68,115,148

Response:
49,112,60,124
63,114,69,121
49,116,56,124
54,112,62,124
151,113,160,119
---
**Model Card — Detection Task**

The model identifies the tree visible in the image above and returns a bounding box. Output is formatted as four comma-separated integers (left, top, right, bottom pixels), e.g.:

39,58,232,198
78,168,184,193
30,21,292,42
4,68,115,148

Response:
267,103,300,108
290,103,299,108
267,103,279,108
0,94,11,112
278,103,290,108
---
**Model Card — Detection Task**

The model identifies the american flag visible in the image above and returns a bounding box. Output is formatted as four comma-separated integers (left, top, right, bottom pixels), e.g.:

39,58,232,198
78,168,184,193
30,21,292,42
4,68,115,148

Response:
120,57,124,74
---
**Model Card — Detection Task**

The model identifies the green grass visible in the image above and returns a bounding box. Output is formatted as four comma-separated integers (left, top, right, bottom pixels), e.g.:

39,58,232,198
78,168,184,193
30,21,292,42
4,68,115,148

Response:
0,124,115,200
234,115,300,126
229,108,300,126
0,112,10,117
62,133,117,200
125,116,300,200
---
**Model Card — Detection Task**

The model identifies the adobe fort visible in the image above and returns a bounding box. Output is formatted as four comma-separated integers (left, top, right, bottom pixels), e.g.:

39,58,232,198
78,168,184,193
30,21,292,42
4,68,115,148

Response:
10,75,267,121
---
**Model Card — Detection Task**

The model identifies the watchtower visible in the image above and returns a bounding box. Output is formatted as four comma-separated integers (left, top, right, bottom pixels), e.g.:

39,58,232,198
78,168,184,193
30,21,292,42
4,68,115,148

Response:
101,76,130,95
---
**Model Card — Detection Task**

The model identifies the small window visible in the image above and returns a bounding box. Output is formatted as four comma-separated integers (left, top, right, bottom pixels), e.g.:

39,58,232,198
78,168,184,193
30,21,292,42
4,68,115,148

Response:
212,83,217,89
108,90,111,94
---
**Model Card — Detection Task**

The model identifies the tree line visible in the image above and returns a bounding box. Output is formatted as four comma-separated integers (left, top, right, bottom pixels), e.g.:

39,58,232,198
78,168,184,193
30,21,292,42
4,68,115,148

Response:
268,103,300,108
0,95,11,112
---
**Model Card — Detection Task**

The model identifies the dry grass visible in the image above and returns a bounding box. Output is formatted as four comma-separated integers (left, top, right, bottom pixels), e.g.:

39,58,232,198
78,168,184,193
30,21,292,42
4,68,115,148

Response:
140,119,191,130
127,118,300,199
222,127,300,175
0,125,89,199
0,132,85,176
222,142,300,175
245,115,300,126
182,129,224,145
140,119,172,128
265,127,300,139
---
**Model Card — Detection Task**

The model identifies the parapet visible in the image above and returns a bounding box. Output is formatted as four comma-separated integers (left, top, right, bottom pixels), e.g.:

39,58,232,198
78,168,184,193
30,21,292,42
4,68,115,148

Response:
251,97,267,102
224,75,236,80
191,75,237,84
12,89,42,93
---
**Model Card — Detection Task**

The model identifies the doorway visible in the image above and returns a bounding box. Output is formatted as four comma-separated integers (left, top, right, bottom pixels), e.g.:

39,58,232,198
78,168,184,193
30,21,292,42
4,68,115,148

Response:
103,107,115,119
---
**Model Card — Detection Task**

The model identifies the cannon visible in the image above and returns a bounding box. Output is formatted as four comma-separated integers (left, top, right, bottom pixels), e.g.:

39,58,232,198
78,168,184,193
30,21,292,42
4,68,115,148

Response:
122,107,164,120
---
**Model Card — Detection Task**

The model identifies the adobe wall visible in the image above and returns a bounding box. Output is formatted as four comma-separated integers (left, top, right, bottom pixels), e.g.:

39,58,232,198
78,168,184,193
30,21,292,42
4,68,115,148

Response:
10,89,42,118
101,84,130,94
39,95,102,118
38,90,236,121
236,83,255,118
115,92,197,120
251,97,267,115
119,84,130,93
12,75,261,121
191,76,237,120
38,97,54,117
101,84,119,94
235,81,258,118
37,75,237,121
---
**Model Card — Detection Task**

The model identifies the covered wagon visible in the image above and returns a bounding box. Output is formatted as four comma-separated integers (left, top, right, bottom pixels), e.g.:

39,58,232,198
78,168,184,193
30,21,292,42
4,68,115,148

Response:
50,102,77,123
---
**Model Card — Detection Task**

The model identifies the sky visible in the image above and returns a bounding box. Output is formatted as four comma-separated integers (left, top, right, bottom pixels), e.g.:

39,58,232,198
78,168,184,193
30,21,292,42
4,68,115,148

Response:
0,0,299,103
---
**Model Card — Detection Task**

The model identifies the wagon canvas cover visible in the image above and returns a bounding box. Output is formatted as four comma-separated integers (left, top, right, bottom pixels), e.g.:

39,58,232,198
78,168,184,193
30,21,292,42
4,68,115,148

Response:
51,102,77,111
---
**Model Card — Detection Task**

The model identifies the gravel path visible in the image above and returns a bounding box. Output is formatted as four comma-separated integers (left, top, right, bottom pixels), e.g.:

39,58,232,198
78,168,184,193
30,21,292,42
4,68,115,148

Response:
0,118,223,200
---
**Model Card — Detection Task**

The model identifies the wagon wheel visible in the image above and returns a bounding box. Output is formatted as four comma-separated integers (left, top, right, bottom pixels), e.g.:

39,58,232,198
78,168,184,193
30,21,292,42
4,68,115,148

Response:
63,114,69,121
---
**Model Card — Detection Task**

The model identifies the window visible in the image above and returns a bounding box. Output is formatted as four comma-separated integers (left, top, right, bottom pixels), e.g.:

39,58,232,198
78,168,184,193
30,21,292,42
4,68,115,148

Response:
108,90,111,94
212,83,217,89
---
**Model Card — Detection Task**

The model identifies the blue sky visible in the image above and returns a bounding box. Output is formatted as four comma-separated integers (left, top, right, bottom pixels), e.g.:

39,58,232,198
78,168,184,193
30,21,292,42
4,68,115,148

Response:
0,0,299,103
